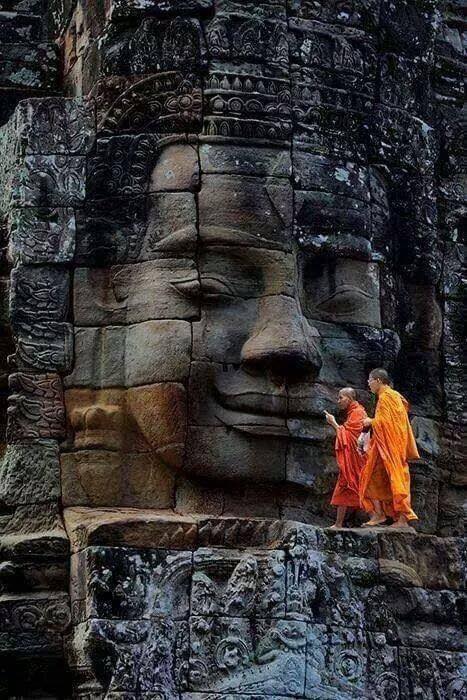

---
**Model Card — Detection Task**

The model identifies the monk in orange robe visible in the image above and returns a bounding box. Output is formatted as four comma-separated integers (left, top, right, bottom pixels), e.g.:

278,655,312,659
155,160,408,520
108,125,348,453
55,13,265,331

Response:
360,368,420,529
324,387,367,529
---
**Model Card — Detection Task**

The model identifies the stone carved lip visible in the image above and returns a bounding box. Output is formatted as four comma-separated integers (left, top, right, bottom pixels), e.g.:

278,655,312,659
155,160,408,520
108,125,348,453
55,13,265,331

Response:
214,385,331,440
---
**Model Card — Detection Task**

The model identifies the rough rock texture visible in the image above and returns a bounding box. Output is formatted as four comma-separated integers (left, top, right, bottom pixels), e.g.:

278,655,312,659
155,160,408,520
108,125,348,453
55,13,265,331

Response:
0,0,465,697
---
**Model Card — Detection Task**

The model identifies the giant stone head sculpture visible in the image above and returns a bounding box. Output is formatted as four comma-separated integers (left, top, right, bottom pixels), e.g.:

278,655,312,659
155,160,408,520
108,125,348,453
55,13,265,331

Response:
50,0,451,524
63,133,401,521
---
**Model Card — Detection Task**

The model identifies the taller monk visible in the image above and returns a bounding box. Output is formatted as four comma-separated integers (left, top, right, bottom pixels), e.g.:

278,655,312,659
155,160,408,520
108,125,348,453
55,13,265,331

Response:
360,368,420,529
324,388,367,529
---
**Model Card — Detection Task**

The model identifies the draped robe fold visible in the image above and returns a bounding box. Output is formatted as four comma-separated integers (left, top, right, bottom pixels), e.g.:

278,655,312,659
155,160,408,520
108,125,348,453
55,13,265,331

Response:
331,401,367,508
359,386,419,521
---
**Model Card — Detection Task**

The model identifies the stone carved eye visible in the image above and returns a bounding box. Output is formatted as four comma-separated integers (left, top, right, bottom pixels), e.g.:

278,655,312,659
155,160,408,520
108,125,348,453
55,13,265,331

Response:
301,257,381,327
313,284,374,319
171,276,235,301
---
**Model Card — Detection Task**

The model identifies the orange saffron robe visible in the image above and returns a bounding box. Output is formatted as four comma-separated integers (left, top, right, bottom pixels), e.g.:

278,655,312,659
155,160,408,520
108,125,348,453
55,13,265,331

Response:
331,401,367,508
359,386,420,521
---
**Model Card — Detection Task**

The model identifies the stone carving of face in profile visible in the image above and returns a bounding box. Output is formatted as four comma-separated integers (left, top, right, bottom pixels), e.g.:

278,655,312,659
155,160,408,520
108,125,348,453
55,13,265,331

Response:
62,137,399,519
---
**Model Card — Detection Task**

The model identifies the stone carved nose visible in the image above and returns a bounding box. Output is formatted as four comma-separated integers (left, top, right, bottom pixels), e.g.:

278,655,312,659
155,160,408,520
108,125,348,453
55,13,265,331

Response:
241,296,322,382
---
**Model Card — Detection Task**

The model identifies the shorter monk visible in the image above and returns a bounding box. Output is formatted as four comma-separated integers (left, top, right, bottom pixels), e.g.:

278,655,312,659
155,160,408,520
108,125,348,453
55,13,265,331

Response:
360,368,420,529
324,388,367,529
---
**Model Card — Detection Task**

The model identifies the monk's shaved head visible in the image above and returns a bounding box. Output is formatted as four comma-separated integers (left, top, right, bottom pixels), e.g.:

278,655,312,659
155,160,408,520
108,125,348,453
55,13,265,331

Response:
339,387,356,400
369,368,390,384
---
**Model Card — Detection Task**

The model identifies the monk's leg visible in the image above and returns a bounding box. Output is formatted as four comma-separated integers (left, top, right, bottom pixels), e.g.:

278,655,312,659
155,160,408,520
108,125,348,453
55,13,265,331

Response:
330,506,347,529
362,458,393,526
363,500,387,526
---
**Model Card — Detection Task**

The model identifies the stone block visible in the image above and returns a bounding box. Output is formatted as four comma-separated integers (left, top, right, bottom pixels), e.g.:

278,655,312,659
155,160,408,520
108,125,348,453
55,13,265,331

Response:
378,532,463,590
370,106,437,174
311,321,395,390
305,625,399,699
295,190,371,242
200,142,291,178
188,616,306,697
176,478,225,517
92,73,203,136
222,482,281,520
73,259,199,325
399,647,466,699
301,258,381,327
192,547,286,618
99,15,207,77
196,517,290,550
150,141,200,191
61,451,176,510
0,1,43,11
74,195,147,266
203,72,292,141
288,0,379,31
0,42,58,90
380,0,439,60
7,373,65,442
198,245,295,299
188,360,288,428
106,0,213,18
0,557,67,594
14,320,74,373
286,436,336,493
199,174,293,251
11,154,86,207
316,528,379,559
397,620,464,652
65,320,192,388
289,18,377,94
0,441,60,505
0,11,42,43
86,134,159,199
126,383,187,463
8,207,76,264
63,507,198,552
0,591,70,634
443,241,465,300
378,52,431,116
70,546,192,623
12,97,95,154
185,425,287,481
292,151,369,201
0,503,64,537
10,265,70,324
0,524,69,559
71,617,188,697
140,191,197,259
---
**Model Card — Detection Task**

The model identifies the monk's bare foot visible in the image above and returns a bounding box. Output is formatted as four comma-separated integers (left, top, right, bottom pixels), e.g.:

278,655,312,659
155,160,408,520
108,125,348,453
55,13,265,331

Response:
362,517,386,528
389,518,412,529
329,524,344,530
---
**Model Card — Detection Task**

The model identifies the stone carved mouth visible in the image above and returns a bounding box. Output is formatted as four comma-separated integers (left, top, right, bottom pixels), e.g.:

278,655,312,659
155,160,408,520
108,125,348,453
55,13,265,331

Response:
214,385,333,440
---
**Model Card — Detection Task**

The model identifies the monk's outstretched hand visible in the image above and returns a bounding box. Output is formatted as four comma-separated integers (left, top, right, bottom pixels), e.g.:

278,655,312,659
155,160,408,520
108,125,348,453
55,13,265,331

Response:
324,410,338,429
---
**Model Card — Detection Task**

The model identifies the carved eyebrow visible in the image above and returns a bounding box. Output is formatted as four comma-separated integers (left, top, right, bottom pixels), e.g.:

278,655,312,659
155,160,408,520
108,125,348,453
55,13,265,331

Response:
200,225,285,249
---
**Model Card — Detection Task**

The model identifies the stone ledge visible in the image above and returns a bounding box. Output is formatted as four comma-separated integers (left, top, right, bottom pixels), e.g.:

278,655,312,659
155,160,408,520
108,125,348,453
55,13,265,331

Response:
62,509,465,592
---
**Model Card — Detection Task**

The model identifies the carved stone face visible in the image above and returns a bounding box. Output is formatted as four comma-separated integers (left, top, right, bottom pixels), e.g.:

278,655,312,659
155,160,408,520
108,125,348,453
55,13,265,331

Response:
63,139,398,513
